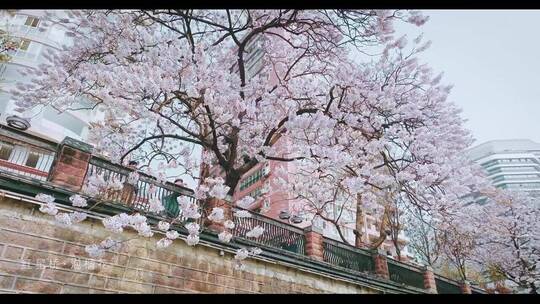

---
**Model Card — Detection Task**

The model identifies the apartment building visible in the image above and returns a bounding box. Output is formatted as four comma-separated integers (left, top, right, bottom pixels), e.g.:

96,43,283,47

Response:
0,10,97,143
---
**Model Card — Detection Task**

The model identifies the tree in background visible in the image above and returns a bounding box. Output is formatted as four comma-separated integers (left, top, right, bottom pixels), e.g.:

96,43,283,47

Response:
467,189,539,294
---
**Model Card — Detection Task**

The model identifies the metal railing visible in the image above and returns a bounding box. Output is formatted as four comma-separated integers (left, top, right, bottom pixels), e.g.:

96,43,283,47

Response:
0,133,56,181
434,275,463,294
232,207,306,255
0,124,488,294
322,237,375,274
387,259,426,290
81,156,195,218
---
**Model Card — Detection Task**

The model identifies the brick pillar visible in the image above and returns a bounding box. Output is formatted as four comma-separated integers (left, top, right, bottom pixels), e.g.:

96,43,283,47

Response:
371,249,389,280
203,197,233,232
304,225,324,261
461,280,472,294
423,266,438,294
495,282,512,294
48,137,93,191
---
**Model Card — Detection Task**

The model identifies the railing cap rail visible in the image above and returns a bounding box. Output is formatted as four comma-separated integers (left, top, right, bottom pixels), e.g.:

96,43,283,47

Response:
322,236,373,256
232,205,306,235
386,257,426,273
88,155,194,196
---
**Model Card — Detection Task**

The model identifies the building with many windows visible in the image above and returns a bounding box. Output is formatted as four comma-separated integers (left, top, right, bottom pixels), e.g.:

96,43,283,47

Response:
466,139,540,197
206,31,412,260
0,10,98,143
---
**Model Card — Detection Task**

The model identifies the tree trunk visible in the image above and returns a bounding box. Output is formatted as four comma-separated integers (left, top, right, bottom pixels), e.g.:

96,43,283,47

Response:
355,194,365,247
224,170,241,196
530,282,538,294
394,240,402,261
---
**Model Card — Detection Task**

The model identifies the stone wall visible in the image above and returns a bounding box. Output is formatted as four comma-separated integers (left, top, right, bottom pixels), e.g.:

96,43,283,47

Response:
0,194,379,294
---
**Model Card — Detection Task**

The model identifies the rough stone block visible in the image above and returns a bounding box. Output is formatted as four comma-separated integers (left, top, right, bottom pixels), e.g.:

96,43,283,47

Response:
0,260,43,278
42,268,90,285
0,274,15,289
3,246,24,260
15,278,63,293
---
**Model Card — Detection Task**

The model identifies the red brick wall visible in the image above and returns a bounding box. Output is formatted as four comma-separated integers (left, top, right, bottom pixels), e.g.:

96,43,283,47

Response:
372,251,390,280
0,195,379,294
47,146,90,191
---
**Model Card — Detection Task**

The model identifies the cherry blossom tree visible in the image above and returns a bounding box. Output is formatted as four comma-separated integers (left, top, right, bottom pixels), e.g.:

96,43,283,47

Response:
12,9,437,262
10,10,538,286
467,189,540,294
403,205,442,267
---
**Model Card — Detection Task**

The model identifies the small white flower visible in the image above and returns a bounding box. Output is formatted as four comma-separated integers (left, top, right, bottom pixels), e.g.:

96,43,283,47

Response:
224,220,235,229
35,193,55,204
148,197,164,213
185,222,200,235
39,202,58,216
246,226,264,238
134,222,154,237
236,196,255,209
156,238,173,249
108,178,124,191
85,244,104,258
218,231,233,243
158,221,170,231
250,247,262,255
185,234,199,246
100,238,121,251
234,210,252,218
208,183,230,199
194,185,209,200
69,211,87,223
127,171,140,185
234,248,249,260
183,208,201,220
207,207,225,222
103,216,124,233
69,194,88,207
166,230,179,240
129,213,147,225
55,212,72,225
117,213,132,226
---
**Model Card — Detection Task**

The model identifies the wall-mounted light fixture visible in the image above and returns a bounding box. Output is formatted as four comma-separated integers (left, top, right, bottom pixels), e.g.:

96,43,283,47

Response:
6,115,31,131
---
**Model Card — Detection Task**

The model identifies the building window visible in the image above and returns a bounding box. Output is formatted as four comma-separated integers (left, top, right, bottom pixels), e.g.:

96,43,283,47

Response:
248,186,263,199
25,151,40,168
0,143,14,161
239,167,265,191
24,16,40,27
43,107,86,136
18,39,31,51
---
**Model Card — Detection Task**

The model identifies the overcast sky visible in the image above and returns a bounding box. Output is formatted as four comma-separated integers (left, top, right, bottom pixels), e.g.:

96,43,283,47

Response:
394,10,540,147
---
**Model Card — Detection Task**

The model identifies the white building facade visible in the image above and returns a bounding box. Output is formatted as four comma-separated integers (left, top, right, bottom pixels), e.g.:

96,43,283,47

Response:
466,139,540,197
0,10,96,143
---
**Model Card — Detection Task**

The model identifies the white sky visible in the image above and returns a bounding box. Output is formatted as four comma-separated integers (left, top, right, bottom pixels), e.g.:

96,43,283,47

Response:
394,10,540,146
